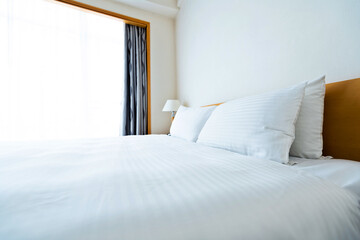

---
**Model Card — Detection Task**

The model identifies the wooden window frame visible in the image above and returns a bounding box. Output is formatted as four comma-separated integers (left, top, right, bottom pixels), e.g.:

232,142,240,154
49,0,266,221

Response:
54,0,152,134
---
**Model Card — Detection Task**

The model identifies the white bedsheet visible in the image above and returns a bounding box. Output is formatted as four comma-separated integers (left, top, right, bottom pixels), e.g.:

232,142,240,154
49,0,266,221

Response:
0,135,359,240
289,157,360,197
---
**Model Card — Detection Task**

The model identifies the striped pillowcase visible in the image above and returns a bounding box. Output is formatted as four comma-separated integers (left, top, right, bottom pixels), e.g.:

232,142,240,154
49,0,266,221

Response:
197,82,306,163
290,76,325,159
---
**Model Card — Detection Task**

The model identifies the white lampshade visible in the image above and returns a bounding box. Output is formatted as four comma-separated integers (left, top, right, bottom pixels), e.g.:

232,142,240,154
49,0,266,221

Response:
162,99,180,112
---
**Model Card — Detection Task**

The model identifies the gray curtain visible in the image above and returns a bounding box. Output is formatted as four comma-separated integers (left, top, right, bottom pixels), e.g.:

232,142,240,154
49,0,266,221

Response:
122,24,148,136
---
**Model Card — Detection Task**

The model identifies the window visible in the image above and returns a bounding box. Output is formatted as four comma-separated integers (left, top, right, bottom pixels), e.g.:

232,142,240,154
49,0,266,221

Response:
0,0,125,141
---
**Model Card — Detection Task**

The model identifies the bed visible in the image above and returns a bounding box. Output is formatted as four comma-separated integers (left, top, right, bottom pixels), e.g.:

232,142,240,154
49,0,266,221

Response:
0,78,359,240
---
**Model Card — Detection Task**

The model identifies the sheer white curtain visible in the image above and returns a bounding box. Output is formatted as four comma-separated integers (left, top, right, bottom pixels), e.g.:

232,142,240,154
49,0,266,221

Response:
0,0,124,141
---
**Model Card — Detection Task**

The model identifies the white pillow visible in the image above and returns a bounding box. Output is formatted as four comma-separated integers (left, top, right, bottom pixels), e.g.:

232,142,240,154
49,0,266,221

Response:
197,83,306,163
290,76,326,159
170,105,216,142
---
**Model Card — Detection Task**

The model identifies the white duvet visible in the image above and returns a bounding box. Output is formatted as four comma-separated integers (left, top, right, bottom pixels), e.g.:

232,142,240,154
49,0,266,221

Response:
0,135,359,240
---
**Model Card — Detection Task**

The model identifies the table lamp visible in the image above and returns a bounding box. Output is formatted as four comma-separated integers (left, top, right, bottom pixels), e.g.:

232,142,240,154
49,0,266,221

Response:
162,99,180,121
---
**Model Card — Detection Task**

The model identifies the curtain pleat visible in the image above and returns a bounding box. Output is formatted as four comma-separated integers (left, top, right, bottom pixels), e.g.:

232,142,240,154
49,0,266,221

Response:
122,24,148,135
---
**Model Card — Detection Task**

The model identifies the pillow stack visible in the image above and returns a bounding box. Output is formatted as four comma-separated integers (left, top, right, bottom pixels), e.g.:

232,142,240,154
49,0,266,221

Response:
171,76,326,164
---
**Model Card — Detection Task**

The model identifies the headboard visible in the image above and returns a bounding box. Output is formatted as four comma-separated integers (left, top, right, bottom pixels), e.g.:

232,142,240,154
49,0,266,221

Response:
203,78,360,161
323,78,360,161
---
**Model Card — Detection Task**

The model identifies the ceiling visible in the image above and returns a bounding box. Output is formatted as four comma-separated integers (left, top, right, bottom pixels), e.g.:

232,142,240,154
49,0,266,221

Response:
113,0,181,18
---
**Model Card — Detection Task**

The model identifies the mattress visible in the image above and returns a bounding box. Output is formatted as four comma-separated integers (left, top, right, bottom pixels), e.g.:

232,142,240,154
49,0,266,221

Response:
0,135,359,240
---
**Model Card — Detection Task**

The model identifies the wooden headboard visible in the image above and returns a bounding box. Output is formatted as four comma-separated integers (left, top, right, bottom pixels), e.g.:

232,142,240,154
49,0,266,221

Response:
203,78,360,161
323,78,360,161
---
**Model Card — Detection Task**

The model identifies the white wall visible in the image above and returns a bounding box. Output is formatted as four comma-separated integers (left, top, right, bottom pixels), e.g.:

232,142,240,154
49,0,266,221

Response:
76,0,177,133
176,0,360,106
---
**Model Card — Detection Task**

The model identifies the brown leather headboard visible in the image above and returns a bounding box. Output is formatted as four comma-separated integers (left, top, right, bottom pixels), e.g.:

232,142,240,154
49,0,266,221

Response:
203,78,360,161
323,78,360,161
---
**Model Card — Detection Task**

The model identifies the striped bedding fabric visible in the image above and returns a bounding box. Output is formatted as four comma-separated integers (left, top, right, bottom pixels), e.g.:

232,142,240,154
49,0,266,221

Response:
0,135,359,240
